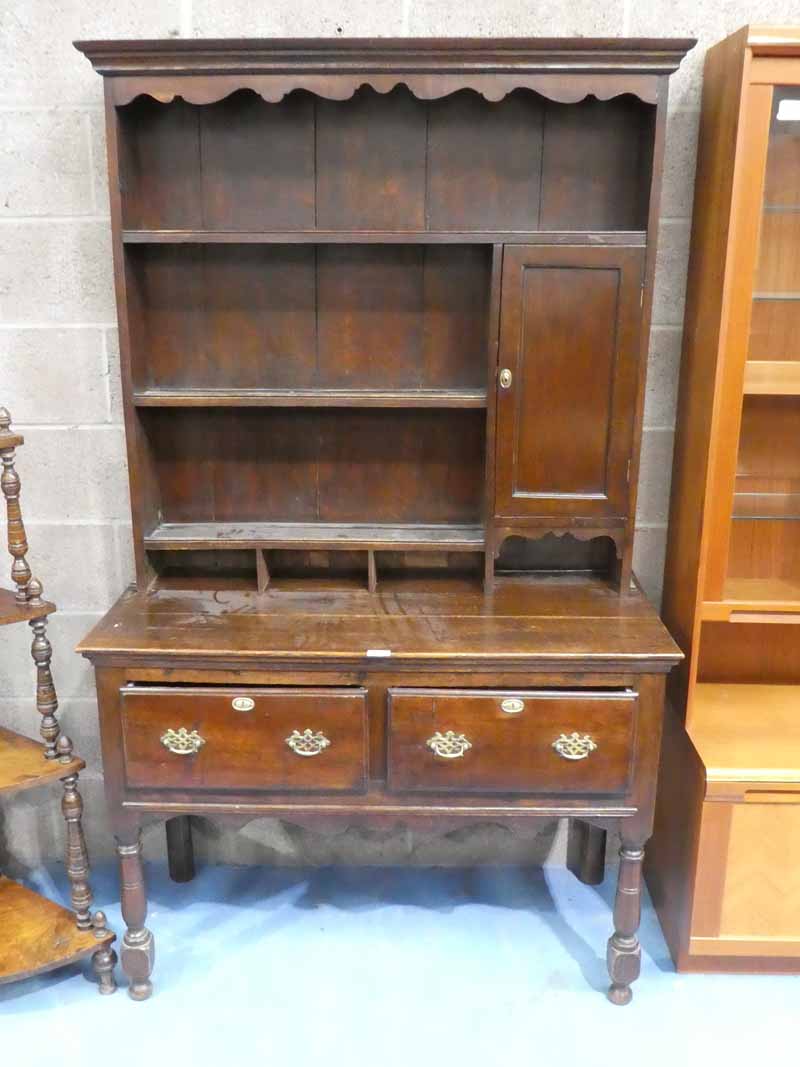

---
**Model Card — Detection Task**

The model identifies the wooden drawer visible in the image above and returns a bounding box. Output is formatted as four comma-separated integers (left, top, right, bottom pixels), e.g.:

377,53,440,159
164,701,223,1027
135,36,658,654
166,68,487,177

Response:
387,688,636,795
120,686,367,793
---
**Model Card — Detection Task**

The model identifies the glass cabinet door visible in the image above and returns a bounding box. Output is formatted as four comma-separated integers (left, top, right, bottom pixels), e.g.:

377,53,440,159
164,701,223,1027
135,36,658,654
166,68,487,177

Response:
728,88,800,601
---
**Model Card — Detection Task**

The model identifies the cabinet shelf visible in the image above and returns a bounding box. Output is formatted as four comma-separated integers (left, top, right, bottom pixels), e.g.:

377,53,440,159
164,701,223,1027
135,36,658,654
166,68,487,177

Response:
145,521,486,552
132,388,488,410
122,229,648,247
688,683,800,785
744,361,800,394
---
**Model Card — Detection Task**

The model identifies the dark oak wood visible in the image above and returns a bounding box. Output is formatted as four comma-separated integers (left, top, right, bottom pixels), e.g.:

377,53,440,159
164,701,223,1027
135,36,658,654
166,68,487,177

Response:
76,35,692,1002
165,816,195,884
567,820,608,885
0,726,83,796
387,689,636,795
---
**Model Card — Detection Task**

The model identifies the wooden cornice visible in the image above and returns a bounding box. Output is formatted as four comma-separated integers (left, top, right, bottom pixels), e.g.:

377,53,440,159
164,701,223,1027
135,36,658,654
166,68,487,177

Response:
74,37,695,107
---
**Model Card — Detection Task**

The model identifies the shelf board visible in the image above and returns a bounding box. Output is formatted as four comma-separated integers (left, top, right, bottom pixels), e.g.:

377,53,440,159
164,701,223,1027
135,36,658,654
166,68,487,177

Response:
689,683,800,787
702,578,800,620
132,388,488,409
0,587,56,628
744,361,800,394
145,521,486,552
0,726,84,796
752,291,800,301
0,876,113,986
122,229,648,247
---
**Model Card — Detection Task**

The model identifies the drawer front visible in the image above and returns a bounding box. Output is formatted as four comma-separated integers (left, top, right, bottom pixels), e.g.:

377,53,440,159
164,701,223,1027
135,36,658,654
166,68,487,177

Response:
121,687,367,793
388,689,636,796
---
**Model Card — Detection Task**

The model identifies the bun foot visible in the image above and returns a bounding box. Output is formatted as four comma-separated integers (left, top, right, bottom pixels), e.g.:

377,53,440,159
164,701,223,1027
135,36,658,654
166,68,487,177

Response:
607,983,633,1006
128,979,153,1001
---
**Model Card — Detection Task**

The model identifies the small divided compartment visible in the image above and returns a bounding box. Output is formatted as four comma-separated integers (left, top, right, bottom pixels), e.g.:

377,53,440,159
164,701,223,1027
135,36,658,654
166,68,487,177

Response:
112,80,658,590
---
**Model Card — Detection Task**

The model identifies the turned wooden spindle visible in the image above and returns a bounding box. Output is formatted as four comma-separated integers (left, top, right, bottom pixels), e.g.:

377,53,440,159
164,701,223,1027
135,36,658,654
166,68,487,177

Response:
59,737,93,930
30,613,60,758
0,408,32,602
606,842,646,1005
117,833,155,1001
91,911,118,995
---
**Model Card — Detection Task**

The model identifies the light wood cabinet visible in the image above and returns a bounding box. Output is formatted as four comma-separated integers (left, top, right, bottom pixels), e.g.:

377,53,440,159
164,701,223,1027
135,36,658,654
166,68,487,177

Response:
646,25,800,973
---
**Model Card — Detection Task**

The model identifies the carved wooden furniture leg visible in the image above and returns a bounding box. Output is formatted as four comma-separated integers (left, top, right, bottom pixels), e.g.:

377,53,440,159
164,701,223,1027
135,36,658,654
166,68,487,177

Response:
30,610,59,759
567,820,607,885
59,737,93,930
607,841,645,1005
91,911,118,994
166,815,195,883
117,832,155,1000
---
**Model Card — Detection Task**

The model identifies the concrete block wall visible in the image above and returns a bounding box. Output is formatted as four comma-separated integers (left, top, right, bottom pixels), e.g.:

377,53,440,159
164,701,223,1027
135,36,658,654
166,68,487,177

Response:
0,1,795,871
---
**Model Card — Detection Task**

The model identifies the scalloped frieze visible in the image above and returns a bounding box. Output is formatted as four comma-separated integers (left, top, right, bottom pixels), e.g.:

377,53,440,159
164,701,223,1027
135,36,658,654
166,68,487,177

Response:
110,72,659,107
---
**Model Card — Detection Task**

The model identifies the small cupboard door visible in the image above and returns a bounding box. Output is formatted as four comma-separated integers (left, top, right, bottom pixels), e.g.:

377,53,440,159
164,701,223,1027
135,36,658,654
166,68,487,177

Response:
495,245,645,519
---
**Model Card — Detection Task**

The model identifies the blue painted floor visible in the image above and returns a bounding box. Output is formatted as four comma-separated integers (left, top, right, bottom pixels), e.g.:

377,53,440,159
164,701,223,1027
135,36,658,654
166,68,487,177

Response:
1,862,796,1066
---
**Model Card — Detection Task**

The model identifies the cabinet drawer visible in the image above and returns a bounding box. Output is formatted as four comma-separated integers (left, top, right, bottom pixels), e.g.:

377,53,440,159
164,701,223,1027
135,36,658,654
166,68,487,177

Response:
387,688,636,795
120,686,367,793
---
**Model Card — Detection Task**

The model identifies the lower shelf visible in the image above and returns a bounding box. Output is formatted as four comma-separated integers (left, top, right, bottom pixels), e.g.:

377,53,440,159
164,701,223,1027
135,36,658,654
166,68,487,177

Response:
688,682,800,787
145,521,486,552
0,877,111,985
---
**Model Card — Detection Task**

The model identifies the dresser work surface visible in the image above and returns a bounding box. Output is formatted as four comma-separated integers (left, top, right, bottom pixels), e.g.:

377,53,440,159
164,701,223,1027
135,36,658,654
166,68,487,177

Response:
79,575,681,1003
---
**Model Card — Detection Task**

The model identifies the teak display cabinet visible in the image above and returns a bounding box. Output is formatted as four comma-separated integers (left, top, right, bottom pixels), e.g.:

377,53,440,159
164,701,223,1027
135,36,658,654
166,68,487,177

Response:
647,26,800,973
76,36,690,1002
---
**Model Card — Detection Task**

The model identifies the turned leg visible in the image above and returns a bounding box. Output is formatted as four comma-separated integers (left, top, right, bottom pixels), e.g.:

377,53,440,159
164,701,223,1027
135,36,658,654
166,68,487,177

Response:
91,911,118,995
59,742,92,930
30,613,59,758
567,820,607,886
117,832,155,1001
607,841,645,1006
166,815,195,883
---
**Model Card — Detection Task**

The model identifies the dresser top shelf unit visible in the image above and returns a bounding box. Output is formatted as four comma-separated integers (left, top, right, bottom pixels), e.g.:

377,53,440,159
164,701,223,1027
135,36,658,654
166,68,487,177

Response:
76,35,687,593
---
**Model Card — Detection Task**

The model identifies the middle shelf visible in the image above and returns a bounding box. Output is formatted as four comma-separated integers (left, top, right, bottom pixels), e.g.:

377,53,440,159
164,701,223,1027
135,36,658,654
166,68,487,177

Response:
144,521,486,552
132,388,488,409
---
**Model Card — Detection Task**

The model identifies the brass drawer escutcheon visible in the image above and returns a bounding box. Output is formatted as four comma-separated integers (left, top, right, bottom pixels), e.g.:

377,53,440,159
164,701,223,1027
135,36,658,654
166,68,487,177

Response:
426,730,472,759
552,732,598,761
160,727,206,755
231,696,255,712
500,698,525,714
286,728,331,757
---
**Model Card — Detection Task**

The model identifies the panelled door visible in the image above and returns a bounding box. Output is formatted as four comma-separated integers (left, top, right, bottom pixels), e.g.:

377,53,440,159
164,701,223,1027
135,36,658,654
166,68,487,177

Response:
494,245,645,519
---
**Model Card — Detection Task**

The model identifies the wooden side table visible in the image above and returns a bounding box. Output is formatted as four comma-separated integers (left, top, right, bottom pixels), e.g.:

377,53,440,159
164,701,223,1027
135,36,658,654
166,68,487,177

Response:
0,408,116,994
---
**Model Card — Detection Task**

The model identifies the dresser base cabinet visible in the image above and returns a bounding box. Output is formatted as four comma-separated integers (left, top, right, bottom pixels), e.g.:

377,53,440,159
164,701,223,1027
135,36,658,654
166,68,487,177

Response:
79,576,680,1002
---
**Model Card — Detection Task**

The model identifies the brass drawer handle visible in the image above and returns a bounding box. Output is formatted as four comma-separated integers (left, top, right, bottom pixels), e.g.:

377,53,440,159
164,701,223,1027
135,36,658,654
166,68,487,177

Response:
427,730,472,759
552,732,598,761
160,727,206,755
286,728,331,757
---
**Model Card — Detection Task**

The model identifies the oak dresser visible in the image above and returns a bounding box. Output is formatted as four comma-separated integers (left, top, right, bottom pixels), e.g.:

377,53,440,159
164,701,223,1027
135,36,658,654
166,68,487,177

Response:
74,36,692,1003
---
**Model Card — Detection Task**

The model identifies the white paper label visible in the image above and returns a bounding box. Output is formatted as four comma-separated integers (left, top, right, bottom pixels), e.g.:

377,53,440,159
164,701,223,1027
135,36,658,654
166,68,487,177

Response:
366,648,392,657
777,98,800,122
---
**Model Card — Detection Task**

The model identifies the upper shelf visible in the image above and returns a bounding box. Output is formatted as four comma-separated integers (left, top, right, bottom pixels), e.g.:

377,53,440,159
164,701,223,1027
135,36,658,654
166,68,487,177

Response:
122,230,648,246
